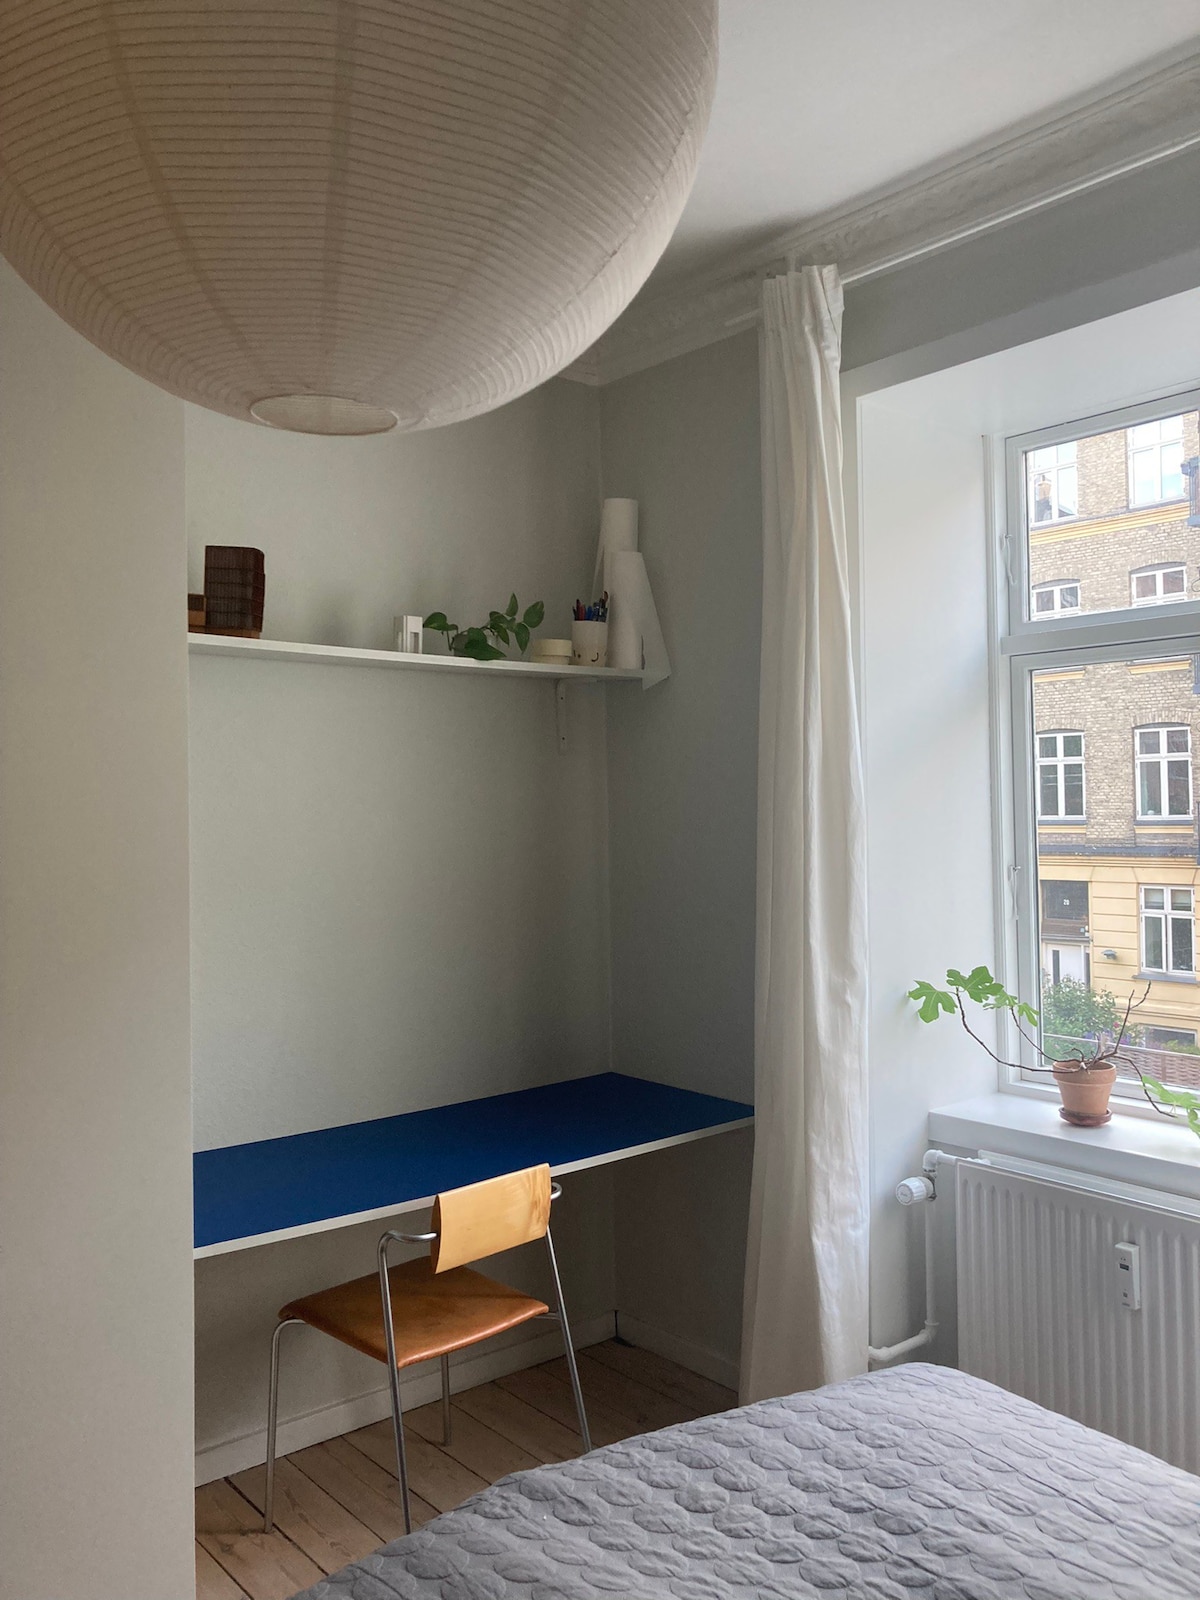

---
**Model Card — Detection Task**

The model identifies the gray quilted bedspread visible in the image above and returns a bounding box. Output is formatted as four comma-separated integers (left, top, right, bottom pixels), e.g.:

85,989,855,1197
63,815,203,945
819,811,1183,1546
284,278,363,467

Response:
294,1362,1200,1600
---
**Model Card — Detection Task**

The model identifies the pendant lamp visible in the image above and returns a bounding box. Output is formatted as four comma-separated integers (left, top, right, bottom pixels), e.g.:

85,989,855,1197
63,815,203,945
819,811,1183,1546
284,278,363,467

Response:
0,2,716,434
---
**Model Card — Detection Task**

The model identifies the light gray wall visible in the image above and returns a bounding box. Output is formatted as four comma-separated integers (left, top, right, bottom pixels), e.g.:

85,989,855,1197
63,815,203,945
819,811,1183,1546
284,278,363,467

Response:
0,263,195,1599
187,379,622,1470
598,330,761,1377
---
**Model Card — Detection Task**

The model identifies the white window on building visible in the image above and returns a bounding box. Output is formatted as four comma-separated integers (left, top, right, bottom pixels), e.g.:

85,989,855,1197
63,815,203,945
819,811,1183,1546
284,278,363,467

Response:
1028,441,1078,524
1032,580,1081,616
1141,886,1195,976
1131,564,1188,605
1129,415,1185,507
1036,731,1085,819
1135,725,1193,820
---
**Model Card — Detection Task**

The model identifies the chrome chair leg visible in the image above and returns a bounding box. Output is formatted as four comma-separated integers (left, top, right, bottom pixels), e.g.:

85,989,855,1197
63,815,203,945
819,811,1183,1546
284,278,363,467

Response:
440,1352,452,1444
545,1227,591,1452
264,1318,304,1532
378,1233,413,1533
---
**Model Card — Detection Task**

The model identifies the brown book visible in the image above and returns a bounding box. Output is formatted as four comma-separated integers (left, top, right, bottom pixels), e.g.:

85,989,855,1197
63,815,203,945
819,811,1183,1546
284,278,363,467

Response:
204,546,265,633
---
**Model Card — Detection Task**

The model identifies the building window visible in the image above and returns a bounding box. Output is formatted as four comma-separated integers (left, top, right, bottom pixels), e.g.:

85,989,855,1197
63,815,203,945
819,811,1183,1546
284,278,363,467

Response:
1129,415,1185,507
1028,441,1078,524
1036,731,1085,819
1141,886,1195,976
1135,725,1192,820
1144,1025,1198,1051
1032,580,1081,616
1131,564,1188,605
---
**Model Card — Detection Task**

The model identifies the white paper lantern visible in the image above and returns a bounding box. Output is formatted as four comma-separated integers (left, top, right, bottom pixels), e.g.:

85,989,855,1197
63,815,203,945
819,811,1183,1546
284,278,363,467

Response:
0,1,716,434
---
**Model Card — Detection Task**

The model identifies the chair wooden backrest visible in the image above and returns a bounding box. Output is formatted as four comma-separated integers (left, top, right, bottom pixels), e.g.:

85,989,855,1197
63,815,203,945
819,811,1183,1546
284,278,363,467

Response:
430,1163,552,1273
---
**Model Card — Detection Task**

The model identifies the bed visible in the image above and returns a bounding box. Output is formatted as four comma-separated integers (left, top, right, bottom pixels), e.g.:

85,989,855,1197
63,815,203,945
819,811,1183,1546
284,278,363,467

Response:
294,1362,1200,1599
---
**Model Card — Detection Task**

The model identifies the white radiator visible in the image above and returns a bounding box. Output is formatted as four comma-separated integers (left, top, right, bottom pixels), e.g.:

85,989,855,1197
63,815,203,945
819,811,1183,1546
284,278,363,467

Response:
956,1155,1200,1474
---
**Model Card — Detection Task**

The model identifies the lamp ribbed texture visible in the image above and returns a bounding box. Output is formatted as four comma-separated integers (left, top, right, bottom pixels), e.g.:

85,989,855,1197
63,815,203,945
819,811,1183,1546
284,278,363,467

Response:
0,1,716,433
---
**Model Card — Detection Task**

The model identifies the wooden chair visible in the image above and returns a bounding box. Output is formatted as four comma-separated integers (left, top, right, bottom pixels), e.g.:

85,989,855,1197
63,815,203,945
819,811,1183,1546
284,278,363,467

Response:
263,1163,591,1533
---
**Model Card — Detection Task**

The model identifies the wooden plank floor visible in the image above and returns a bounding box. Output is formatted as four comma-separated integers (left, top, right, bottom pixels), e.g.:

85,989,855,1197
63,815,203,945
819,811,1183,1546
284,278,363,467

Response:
196,1340,737,1600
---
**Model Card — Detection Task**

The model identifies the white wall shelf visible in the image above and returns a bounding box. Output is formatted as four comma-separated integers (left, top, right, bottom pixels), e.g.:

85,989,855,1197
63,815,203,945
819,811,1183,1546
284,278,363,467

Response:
188,632,643,684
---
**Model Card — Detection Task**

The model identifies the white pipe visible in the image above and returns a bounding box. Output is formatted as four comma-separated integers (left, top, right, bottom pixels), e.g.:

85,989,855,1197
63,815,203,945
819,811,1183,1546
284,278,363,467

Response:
867,1150,960,1366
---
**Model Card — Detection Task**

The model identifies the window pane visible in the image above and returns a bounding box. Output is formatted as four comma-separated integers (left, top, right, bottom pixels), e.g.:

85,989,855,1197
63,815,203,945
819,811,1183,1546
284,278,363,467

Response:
1172,915,1193,973
1141,762,1162,815
1163,567,1186,595
1061,585,1080,609
1064,765,1084,815
1168,760,1192,816
1025,410,1199,615
1040,767,1059,816
1033,657,1200,1091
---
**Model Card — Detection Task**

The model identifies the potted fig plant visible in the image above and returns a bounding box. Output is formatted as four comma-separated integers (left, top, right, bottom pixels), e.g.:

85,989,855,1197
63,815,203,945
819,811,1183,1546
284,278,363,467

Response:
908,965,1148,1127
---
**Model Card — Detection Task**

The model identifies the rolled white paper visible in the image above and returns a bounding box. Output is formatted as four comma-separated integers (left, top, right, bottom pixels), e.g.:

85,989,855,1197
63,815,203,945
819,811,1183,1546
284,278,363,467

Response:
605,550,670,687
593,497,639,590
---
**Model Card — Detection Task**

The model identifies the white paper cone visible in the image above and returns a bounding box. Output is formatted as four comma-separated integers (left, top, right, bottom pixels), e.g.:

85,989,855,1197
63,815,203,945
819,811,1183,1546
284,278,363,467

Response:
606,550,671,687
593,497,639,591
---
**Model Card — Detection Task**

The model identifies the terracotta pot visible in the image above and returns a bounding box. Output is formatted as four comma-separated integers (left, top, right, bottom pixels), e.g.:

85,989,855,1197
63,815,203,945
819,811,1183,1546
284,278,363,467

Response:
1052,1061,1117,1127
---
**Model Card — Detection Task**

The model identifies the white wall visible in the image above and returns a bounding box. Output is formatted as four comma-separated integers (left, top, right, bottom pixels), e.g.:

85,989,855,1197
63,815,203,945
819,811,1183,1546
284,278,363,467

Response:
0,264,194,1599
187,379,622,1471
856,400,998,1351
598,331,761,1376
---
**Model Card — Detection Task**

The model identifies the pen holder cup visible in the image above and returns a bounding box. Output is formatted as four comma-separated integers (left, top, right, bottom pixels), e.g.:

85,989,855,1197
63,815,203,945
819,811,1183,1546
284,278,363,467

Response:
571,620,608,668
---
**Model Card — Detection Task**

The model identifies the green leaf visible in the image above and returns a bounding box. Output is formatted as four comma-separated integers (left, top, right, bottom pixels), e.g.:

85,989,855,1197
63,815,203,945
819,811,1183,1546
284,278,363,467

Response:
522,600,545,629
908,981,956,1023
423,611,450,631
506,593,519,618
1142,1076,1200,1110
491,623,510,645
1016,1002,1040,1025
460,637,506,660
514,622,530,653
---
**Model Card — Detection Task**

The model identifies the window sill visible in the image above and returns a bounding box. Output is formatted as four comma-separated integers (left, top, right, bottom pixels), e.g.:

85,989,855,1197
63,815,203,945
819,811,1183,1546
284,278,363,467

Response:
1136,970,1197,984
929,1091,1200,1200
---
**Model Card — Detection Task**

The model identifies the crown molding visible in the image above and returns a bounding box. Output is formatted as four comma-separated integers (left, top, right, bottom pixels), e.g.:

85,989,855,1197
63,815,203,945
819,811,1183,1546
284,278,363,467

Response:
566,47,1200,387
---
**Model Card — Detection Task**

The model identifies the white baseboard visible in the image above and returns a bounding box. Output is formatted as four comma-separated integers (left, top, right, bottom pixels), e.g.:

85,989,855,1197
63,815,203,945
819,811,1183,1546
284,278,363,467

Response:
196,1312,615,1485
616,1311,740,1392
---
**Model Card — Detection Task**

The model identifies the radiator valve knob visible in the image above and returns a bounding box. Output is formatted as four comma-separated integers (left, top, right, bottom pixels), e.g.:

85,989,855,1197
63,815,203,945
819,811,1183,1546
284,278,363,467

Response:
895,1175,935,1206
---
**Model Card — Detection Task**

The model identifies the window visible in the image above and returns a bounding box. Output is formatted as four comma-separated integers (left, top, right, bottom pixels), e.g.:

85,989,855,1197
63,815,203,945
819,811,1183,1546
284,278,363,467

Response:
1129,415,1185,507
1005,388,1200,1098
1036,731,1084,819
1131,564,1188,605
1135,726,1192,820
1020,405,1199,618
1144,1025,1198,1051
1027,441,1077,524
1141,886,1194,976
1032,580,1081,616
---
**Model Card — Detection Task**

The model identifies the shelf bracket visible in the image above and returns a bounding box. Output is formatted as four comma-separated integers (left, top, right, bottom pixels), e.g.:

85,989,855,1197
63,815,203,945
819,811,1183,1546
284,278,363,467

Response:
555,679,568,753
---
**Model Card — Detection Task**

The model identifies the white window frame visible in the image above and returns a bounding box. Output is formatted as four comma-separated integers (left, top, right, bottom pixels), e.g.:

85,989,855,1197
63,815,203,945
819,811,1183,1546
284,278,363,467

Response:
1032,580,1081,616
1035,730,1085,819
1135,724,1193,821
1129,414,1186,508
996,386,1200,1104
1140,885,1195,977
1130,564,1188,606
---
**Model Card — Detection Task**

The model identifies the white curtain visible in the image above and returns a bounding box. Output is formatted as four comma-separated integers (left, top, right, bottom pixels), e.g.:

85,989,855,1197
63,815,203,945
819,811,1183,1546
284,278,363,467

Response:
740,266,870,1403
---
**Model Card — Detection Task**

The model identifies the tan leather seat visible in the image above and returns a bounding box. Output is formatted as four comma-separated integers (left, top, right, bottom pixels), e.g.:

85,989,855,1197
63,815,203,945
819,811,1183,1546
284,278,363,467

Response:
280,1256,548,1369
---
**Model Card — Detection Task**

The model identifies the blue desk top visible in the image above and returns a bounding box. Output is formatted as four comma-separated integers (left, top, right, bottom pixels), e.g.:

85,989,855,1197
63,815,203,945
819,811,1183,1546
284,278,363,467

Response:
194,1072,753,1254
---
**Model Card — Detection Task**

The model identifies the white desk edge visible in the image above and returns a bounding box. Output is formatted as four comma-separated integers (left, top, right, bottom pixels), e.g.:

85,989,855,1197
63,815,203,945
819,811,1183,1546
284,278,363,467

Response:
193,1116,754,1259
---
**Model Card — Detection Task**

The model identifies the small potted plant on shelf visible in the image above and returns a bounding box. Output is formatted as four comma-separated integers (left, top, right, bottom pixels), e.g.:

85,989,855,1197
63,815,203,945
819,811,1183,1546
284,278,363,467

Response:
908,965,1149,1127
423,595,545,661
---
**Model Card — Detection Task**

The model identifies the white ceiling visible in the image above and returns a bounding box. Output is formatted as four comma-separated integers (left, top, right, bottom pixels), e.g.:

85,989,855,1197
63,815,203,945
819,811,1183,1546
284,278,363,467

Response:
656,0,1200,283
